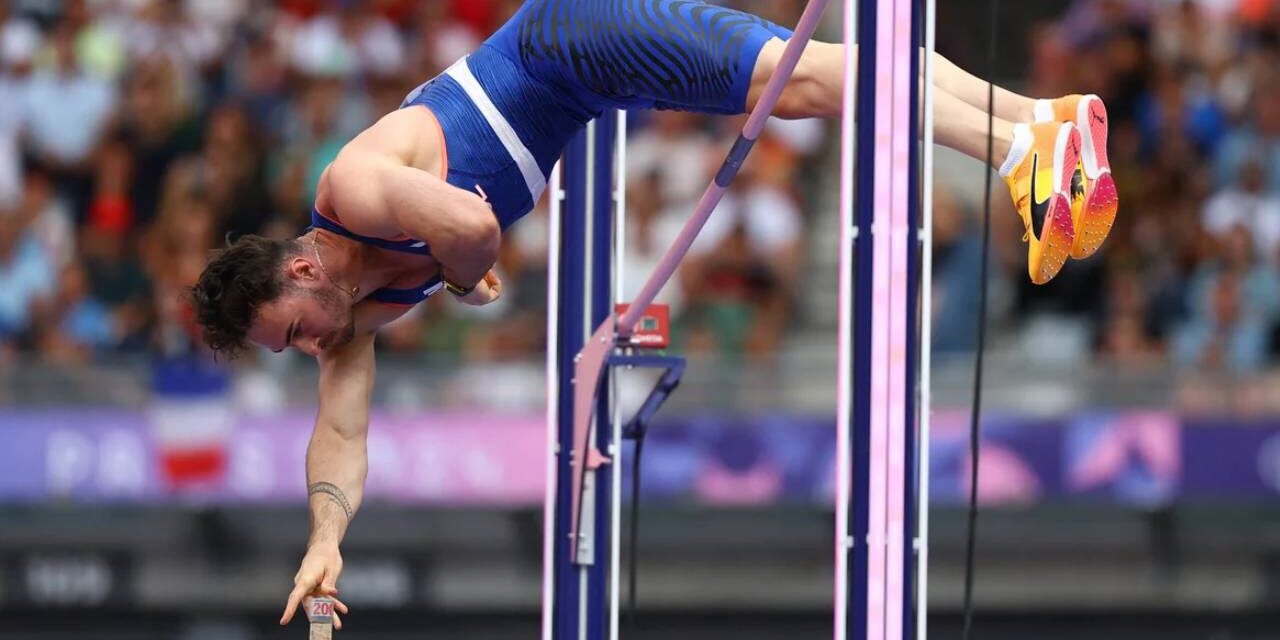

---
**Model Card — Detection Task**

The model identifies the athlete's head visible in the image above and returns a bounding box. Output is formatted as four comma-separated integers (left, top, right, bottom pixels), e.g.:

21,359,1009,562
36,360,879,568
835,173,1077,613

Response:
191,234,355,358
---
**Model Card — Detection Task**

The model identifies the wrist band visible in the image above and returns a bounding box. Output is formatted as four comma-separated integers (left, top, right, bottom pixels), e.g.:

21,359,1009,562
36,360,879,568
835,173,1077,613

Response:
444,278,477,297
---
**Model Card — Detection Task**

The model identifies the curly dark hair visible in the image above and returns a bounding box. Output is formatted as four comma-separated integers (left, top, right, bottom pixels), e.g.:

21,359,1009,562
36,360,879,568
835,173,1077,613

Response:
189,235,302,358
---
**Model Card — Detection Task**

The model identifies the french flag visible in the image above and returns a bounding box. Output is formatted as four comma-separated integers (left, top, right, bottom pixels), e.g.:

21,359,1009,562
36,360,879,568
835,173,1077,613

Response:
147,358,233,489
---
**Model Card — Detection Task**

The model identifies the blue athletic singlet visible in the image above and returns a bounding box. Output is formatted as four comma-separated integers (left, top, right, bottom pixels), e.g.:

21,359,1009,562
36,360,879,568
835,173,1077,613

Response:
324,0,793,305
309,209,445,305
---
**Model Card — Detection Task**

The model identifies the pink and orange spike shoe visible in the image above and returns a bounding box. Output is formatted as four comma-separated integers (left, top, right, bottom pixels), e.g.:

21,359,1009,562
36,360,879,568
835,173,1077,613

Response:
1034,94,1118,260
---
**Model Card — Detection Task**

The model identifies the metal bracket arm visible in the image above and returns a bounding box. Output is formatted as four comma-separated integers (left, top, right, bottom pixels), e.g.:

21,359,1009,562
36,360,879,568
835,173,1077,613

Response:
568,319,688,560
606,353,686,441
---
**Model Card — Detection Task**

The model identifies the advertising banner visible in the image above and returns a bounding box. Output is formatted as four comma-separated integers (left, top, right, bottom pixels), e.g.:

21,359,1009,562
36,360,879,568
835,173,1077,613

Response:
2,409,1278,506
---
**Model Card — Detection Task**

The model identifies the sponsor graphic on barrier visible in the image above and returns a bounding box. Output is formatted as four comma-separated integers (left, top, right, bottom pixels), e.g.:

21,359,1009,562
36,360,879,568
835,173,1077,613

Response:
1,409,1277,506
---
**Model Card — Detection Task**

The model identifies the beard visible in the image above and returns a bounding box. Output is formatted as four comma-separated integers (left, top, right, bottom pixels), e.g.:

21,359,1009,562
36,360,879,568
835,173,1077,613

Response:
314,285,357,351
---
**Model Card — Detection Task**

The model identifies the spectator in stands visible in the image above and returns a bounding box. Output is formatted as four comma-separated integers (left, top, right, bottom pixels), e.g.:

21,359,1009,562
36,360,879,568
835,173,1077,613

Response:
0,3,38,209
82,140,151,349
726,154,804,355
114,54,199,227
143,190,218,355
0,208,55,346
197,102,273,239
406,0,481,78
1096,269,1162,368
226,31,291,139
31,259,118,364
1215,77,1280,191
17,164,76,271
623,170,687,319
1173,225,1280,374
125,0,223,77
61,0,127,82
86,138,135,245
1201,156,1280,265
22,20,116,218
271,75,368,224
626,110,716,212
288,0,405,80
1151,0,1235,77
1135,63,1226,160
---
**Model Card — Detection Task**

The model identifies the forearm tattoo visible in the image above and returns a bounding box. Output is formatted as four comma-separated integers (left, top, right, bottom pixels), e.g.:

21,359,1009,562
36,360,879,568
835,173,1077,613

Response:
308,482,354,521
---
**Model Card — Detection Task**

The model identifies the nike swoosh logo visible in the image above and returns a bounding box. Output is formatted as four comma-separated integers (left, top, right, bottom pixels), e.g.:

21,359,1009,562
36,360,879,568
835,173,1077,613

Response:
1029,153,1050,240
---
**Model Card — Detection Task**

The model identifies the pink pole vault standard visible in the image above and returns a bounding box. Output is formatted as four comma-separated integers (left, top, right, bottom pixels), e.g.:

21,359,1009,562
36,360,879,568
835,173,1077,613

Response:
866,0,914,636
567,0,835,557
838,0,926,638
881,0,914,636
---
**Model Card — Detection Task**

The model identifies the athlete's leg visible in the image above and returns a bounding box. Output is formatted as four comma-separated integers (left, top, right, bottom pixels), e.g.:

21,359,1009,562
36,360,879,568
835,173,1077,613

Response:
752,40,1017,166
750,39,1038,127
751,38,1088,285
929,90,1016,167
752,37,1116,266
930,52,1038,123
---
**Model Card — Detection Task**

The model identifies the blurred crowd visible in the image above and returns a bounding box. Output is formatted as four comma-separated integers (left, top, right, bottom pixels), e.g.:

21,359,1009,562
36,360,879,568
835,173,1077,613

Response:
928,0,1280,410
0,0,819,370
16,0,1280,406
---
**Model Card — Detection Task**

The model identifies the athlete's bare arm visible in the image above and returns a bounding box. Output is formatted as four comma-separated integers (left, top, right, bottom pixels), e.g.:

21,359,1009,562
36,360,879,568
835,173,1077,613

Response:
323,109,501,290
279,302,412,628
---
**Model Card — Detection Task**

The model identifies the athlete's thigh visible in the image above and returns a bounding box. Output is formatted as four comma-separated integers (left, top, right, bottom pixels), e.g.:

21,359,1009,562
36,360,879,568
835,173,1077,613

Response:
506,0,794,114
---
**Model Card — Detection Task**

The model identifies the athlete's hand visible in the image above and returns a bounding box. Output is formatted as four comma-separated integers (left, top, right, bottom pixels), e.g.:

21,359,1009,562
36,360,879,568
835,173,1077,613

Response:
457,270,502,306
281,543,350,629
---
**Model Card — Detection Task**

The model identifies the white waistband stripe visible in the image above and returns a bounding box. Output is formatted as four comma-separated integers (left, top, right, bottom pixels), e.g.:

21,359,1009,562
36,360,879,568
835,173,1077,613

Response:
445,57,547,204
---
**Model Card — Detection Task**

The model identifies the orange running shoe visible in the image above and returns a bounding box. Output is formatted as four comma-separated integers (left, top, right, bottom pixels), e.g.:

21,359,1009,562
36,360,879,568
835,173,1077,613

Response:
1001,121,1082,285
1035,94,1117,259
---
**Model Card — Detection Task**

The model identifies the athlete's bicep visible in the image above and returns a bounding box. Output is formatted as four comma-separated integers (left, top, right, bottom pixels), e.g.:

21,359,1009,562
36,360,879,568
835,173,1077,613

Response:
327,148,496,249
328,148,499,288
323,150,421,238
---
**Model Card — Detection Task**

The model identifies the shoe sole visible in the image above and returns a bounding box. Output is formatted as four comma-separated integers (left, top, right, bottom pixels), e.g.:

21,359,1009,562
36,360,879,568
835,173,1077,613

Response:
1031,124,1081,284
1071,95,1116,259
